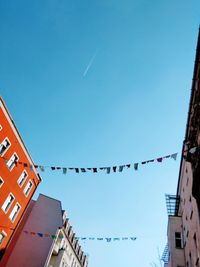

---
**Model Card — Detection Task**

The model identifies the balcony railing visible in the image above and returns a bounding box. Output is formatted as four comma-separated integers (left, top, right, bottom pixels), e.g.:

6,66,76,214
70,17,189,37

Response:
165,194,180,216
161,243,169,264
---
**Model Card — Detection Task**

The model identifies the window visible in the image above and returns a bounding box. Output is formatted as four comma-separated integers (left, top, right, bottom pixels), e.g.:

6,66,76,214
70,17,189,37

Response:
189,252,192,267
60,238,66,249
0,138,10,156
2,194,14,213
0,177,4,188
190,210,193,220
71,258,74,267
23,180,33,196
0,231,7,245
6,153,18,170
194,233,197,247
18,171,28,187
175,232,182,248
9,203,21,222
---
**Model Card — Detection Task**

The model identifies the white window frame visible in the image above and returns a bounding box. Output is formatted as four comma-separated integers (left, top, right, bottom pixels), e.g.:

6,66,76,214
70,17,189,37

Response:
0,230,7,245
6,153,19,171
23,180,33,196
2,193,15,213
9,202,21,222
0,177,4,188
0,137,11,156
17,170,28,187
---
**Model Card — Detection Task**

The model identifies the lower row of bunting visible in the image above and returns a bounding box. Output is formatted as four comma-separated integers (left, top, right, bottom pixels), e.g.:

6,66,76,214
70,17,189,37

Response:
0,226,137,242
22,231,137,242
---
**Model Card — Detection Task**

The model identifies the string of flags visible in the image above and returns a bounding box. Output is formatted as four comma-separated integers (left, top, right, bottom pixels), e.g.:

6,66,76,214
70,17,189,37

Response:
22,232,137,242
0,225,137,242
75,237,137,242
0,152,180,175
0,147,197,175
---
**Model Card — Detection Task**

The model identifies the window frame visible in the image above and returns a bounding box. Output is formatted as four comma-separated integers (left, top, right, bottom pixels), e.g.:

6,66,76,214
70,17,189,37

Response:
6,153,19,171
23,180,33,197
9,202,21,222
0,137,11,156
175,232,183,249
0,177,4,188
0,230,7,245
2,193,15,214
17,170,28,187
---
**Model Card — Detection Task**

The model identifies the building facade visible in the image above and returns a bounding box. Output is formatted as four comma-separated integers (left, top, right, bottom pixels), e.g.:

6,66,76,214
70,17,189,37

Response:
163,28,200,267
46,220,88,267
0,97,41,257
0,194,88,267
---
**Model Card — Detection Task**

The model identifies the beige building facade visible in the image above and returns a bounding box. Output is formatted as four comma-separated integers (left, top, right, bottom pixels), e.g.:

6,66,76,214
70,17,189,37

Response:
163,28,200,267
45,216,88,267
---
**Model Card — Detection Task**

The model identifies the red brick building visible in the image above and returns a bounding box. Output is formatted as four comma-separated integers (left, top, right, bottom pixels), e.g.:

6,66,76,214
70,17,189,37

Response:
0,97,41,258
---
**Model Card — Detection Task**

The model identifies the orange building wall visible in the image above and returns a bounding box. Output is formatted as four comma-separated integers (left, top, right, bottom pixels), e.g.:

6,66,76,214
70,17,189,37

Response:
0,97,41,254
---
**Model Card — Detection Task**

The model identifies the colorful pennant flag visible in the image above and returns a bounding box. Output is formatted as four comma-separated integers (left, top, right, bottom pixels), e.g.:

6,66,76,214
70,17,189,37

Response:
63,168,67,174
171,153,178,161
134,163,139,170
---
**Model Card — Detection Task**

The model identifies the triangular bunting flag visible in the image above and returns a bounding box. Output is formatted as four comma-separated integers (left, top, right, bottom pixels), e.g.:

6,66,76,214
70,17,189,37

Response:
134,163,138,170
171,153,178,161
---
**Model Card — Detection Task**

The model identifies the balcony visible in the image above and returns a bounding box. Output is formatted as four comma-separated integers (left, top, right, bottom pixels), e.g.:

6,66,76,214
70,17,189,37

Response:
52,243,59,256
165,194,180,216
161,243,169,265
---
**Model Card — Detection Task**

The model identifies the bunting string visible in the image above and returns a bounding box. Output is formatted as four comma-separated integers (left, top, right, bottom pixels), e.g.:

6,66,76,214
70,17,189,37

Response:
0,225,136,242
22,233,137,242
75,237,137,242
0,147,196,175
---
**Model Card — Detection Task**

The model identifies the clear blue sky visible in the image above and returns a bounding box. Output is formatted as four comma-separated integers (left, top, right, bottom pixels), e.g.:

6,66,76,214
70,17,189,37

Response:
0,1,200,266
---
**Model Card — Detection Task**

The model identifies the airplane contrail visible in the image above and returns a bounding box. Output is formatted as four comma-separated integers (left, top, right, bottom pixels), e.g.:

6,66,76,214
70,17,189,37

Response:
83,50,98,77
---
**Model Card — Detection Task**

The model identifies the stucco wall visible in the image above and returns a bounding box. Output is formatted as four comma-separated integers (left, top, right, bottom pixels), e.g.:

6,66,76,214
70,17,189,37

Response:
167,216,185,267
3,194,63,267
178,159,200,266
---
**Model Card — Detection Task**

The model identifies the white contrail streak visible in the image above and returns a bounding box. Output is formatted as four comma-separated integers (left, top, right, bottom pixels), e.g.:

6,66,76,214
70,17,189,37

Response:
83,50,98,77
